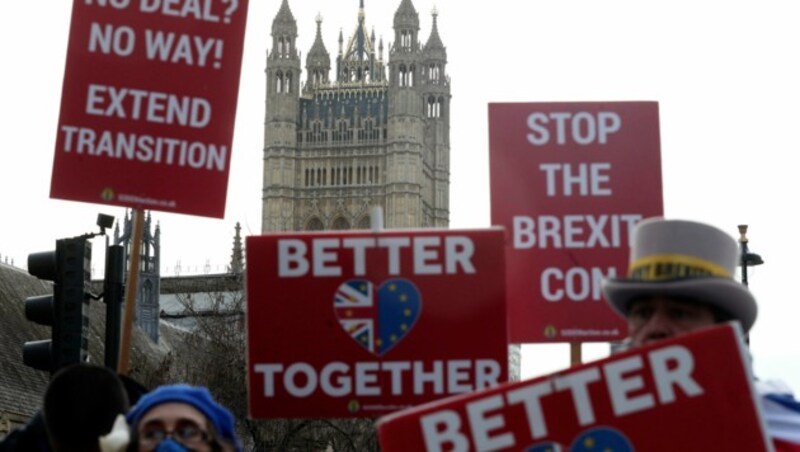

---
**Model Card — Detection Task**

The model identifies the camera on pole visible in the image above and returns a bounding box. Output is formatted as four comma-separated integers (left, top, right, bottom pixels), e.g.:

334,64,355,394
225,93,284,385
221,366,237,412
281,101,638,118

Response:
24,237,92,373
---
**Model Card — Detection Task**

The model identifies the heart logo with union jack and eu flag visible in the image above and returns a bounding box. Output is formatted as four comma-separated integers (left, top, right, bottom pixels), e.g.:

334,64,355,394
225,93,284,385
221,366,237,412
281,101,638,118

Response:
333,278,422,356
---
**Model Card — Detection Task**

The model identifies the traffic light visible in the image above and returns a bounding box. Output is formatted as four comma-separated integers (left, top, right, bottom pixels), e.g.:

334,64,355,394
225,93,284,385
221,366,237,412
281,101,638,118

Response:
24,237,92,373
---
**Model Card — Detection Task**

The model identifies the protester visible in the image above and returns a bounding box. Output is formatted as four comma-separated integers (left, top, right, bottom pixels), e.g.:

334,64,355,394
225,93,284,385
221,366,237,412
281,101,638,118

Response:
44,363,131,452
602,217,800,450
125,384,241,452
9,363,128,452
0,364,142,452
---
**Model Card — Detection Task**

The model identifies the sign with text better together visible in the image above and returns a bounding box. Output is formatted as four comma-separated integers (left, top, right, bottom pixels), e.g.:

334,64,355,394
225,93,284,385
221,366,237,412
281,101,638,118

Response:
377,323,772,451
489,102,663,343
50,0,249,218
246,229,509,418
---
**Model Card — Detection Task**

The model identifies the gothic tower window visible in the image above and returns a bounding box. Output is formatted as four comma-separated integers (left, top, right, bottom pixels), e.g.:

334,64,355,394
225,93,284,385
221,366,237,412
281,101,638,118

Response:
429,64,440,82
285,71,293,93
307,217,324,231
362,118,372,142
332,217,351,230
401,30,411,48
398,65,415,87
427,96,441,118
276,71,283,93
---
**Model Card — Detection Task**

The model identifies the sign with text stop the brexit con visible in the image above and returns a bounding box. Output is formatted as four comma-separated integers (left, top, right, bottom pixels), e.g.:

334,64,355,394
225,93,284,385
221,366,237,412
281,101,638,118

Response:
489,102,663,343
246,229,509,418
50,0,249,218
377,323,772,451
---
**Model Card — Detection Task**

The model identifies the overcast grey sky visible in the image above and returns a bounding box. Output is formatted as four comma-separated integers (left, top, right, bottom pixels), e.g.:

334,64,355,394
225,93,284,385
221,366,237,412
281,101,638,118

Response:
2,0,799,388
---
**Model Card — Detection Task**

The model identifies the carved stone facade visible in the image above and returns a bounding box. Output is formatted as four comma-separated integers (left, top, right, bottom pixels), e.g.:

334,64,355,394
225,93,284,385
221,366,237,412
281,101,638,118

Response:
115,210,161,343
262,0,450,233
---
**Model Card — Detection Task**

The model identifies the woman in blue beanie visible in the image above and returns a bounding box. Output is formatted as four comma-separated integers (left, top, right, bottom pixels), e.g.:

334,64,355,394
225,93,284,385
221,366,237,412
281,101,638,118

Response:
126,384,242,452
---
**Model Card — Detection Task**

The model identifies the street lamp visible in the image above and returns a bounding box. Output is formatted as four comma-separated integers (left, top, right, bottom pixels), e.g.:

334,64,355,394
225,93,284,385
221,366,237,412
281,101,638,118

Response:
737,224,763,347
737,224,764,287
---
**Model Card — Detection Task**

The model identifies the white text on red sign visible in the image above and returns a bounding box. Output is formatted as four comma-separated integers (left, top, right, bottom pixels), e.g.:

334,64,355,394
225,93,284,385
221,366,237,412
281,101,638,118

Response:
254,360,502,398
527,111,622,146
278,236,477,277
420,345,703,451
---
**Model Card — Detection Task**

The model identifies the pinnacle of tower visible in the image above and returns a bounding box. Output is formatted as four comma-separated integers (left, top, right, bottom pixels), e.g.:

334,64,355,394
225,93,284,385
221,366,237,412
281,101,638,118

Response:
271,0,297,37
393,0,420,30
307,13,330,67
229,222,244,274
423,7,445,57
343,0,376,61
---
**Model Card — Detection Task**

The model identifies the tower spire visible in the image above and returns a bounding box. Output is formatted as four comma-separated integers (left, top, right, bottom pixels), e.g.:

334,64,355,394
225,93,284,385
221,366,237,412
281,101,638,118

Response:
306,13,331,89
229,222,244,274
424,6,445,53
338,0,383,82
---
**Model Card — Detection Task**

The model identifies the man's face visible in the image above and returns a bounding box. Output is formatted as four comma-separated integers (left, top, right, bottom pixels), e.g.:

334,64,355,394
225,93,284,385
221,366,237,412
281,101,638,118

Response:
627,296,716,347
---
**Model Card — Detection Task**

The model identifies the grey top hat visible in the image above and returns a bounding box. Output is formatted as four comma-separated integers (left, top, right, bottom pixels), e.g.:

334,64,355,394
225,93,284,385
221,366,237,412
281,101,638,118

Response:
602,218,758,332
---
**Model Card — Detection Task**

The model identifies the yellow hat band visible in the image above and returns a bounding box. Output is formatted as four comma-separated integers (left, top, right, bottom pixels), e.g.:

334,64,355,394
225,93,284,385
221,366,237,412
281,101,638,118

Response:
628,254,732,281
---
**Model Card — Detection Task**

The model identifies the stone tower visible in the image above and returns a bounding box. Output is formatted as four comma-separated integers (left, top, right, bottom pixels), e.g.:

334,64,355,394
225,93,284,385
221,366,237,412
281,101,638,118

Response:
262,0,450,232
114,210,161,342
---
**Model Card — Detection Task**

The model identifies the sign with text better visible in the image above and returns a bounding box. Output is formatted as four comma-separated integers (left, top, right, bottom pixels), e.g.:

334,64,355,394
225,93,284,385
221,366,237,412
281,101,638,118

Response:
246,229,508,418
489,102,663,343
50,0,249,218
377,323,772,451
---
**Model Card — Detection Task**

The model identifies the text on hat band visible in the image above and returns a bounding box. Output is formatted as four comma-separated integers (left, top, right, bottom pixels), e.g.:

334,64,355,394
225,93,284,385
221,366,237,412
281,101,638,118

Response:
628,254,731,281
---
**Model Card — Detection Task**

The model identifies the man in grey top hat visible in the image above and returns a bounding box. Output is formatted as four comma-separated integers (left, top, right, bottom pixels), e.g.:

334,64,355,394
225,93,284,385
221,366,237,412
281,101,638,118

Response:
601,217,800,450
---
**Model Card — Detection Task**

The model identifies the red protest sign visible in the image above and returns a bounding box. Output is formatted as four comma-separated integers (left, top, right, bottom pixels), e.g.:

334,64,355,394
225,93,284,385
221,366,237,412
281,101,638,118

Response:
377,323,772,451
50,0,249,218
246,229,509,418
489,102,663,343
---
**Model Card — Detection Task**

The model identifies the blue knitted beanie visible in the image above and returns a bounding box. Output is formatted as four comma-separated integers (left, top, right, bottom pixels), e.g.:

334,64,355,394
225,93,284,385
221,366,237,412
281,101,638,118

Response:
126,384,241,451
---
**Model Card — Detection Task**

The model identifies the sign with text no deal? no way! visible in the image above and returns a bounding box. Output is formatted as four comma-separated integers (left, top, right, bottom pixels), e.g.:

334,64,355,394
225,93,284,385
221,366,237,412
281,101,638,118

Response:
50,0,249,218
489,102,663,343
246,229,509,418
377,323,773,452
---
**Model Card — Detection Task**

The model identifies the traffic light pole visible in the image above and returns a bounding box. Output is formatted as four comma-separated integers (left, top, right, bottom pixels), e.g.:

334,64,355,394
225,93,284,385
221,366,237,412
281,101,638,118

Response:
104,244,125,370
